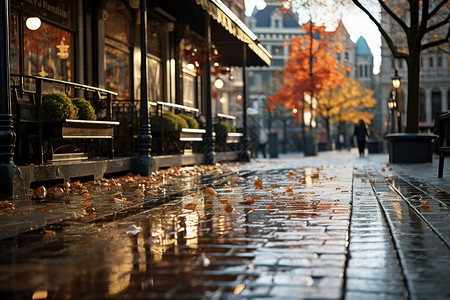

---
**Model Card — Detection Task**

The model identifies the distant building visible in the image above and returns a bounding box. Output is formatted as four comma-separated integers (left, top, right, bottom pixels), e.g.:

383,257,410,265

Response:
245,2,380,143
379,1,450,131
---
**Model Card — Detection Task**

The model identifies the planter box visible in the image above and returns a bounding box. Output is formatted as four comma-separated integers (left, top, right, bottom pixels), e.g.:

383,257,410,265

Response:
152,128,206,155
304,135,318,156
43,119,119,139
318,141,334,152
367,139,382,153
385,133,437,163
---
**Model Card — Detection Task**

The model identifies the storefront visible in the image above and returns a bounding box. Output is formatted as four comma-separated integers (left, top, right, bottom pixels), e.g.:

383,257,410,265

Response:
0,0,270,195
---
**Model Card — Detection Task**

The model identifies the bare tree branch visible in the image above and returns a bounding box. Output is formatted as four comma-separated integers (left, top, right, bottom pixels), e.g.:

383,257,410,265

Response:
429,0,448,18
351,0,406,58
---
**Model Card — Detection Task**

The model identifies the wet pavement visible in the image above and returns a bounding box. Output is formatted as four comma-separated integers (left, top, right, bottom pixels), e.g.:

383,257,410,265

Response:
0,150,449,299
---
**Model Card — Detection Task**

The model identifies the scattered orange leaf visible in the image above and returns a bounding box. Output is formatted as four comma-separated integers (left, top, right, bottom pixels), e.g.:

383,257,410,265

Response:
386,163,390,167
184,203,197,211
223,190,232,193
369,180,376,184
387,179,393,184
381,168,385,172
162,206,167,210
418,201,429,211
205,203,213,208
389,168,392,171
203,187,216,195
220,198,228,203
271,184,276,188
254,180,263,189
239,199,255,205
190,193,197,196
361,178,366,183
44,229,55,237
224,202,233,213
412,195,422,200
41,207,51,213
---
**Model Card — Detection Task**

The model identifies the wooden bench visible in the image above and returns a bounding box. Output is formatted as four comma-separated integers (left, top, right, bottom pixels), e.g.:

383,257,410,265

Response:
433,112,450,178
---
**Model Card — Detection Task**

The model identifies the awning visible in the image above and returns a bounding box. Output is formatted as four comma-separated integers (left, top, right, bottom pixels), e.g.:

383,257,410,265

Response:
195,0,271,66
150,0,271,67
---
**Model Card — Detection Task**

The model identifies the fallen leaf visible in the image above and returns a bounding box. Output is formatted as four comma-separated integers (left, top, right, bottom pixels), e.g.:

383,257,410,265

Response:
389,168,392,171
190,192,197,196
310,173,319,179
203,187,216,195
271,184,276,188
44,229,55,237
254,180,263,189
386,163,390,167
64,196,71,204
220,198,228,203
381,168,385,172
184,203,197,210
411,195,422,200
134,189,145,198
205,203,213,208
387,178,393,184
418,201,429,211
41,207,51,213
361,178,366,183
369,180,376,184
162,206,167,210
223,190,232,193
239,199,255,205
224,202,233,213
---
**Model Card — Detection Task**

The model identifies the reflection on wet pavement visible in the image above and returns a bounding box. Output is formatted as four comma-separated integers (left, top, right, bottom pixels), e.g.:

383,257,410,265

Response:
0,165,353,299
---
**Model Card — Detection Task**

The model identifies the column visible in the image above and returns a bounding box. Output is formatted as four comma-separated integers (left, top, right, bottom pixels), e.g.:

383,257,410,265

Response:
0,0,16,196
137,0,152,174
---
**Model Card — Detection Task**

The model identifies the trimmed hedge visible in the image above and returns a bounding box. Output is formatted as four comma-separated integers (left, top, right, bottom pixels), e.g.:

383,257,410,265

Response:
42,93,78,121
214,121,236,135
72,98,96,120
151,112,189,131
178,113,199,129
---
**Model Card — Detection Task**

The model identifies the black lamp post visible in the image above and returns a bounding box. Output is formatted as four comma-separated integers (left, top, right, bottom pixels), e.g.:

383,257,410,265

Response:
391,70,402,132
388,94,397,133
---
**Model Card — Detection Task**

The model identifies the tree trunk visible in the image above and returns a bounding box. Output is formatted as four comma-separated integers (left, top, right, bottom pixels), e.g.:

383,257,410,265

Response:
405,47,421,133
325,117,330,141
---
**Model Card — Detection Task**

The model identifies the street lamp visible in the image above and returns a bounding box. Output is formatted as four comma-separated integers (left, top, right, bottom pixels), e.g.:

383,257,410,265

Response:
391,69,402,132
388,95,397,133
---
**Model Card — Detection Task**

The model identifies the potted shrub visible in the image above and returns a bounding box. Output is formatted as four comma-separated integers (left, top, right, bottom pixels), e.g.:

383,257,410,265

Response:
178,113,199,129
42,93,78,121
71,98,96,120
214,121,236,151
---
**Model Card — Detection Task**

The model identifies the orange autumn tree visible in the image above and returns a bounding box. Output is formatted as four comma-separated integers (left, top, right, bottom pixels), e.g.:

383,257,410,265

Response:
268,21,346,138
318,76,377,139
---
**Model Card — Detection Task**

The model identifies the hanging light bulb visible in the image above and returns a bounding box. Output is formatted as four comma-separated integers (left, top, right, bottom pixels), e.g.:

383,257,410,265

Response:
26,17,41,31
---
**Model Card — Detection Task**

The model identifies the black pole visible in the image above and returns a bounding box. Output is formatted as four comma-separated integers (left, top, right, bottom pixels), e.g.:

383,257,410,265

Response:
204,14,214,165
240,44,250,161
0,0,16,196
138,0,152,174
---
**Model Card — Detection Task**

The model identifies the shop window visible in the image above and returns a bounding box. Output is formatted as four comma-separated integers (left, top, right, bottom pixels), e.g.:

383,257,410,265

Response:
147,22,164,102
105,0,132,99
180,38,196,108
23,19,73,82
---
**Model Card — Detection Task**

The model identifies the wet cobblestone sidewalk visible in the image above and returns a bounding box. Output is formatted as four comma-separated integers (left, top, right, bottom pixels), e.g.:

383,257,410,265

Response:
0,151,449,299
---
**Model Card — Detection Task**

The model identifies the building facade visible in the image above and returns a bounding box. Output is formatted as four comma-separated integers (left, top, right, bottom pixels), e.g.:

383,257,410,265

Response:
0,0,270,196
379,0,450,131
245,2,379,147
